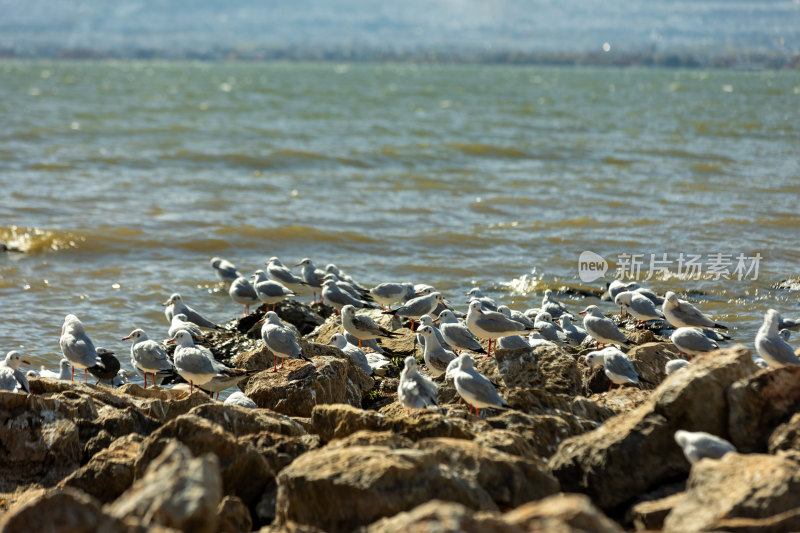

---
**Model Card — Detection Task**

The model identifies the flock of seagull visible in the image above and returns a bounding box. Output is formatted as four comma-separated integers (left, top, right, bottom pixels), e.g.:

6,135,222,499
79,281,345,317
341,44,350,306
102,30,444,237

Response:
3,256,799,429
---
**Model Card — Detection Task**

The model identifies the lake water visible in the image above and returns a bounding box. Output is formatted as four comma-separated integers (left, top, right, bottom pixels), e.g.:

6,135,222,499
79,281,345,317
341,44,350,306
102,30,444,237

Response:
2,60,799,382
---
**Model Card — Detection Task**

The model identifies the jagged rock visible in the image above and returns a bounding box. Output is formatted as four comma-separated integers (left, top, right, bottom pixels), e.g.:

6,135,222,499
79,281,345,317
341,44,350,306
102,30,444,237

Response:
59,433,144,503
0,391,82,487
217,496,252,533
630,491,685,532
186,403,307,437
504,493,625,533
484,411,588,459
590,388,651,414
627,342,680,387
662,452,800,532
495,346,583,397
769,412,800,453
274,445,497,532
473,429,538,461
242,356,372,418
727,365,800,453
327,430,414,449
549,345,757,510
107,441,222,533
258,521,326,533
311,404,475,443
363,500,516,533
134,415,272,508
0,487,147,533
413,438,560,507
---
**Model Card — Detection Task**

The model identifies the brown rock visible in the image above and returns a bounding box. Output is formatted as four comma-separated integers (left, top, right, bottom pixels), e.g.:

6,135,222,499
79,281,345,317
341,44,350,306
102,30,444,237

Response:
0,487,143,533
663,452,800,532
364,500,517,533
59,433,144,503
217,496,253,533
768,412,800,453
275,445,498,532
107,441,222,533
413,438,560,507
727,365,800,453
327,430,414,449
504,493,625,533
627,342,680,387
630,491,685,531
187,403,307,437
549,345,757,510
485,411,587,459
473,429,538,461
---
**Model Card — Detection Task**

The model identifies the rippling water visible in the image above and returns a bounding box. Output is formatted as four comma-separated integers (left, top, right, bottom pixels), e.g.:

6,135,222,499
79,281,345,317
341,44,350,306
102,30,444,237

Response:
2,60,799,379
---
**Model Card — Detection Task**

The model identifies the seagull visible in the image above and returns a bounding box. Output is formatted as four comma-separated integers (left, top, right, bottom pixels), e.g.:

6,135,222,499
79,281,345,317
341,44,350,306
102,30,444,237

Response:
603,280,635,308
122,329,174,389
169,330,250,395
436,309,487,355
162,293,218,329
36,359,71,380
59,314,103,382
632,287,664,306
496,305,537,330
87,347,121,385
323,273,372,301
755,309,800,368
369,282,415,310
266,257,308,295
0,351,31,393
398,356,439,413
199,367,259,400
615,290,664,328
559,315,589,346
344,331,385,354
541,289,571,318
670,327,719,360
252,270,295,311
464,288,497,311
497,335,532,350
451,353,509,416
579,305,631,349
328,333,372,375
778,316,800,332
341,304,398,348
225,391,257,408
465,300,527,357
325,263,365,290
169,313,206,343
322,279,375,313
383,292,446,330
210,257,241,284
259,311,312,372
417,325,457,377
674,430,736,463
296,258,325,303
527,332,556,348
585,347,639,391
229,276,259,316
112,369,131,388
416,315,451,351
533,311,563,343
665,359,690,375
365,352,392,376
662,291,727,330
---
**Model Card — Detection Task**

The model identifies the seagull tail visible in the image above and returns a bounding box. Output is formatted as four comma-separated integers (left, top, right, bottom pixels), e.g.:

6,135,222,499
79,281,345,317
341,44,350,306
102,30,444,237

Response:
300,354,313,363
382,309,398,316
713,323,728,330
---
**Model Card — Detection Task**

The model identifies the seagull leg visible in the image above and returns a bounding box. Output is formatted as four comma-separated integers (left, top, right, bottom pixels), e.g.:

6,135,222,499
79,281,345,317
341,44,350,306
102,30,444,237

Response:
358,340,363,348
71,367,75,381
608,382,614,392
271,357,278,373
216,392,220,400
84,368,88,383
243,304,250,316
190,380,194,393
143,373,148,389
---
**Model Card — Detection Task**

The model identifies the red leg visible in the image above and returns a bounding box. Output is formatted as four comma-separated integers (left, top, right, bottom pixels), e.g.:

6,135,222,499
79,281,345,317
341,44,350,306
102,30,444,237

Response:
143,373,148,389
608,382,614,392
476,407,480,417
84,368,88,383
190,380,194,393
271,357,278,372
358,339,363,348
71,367,75,381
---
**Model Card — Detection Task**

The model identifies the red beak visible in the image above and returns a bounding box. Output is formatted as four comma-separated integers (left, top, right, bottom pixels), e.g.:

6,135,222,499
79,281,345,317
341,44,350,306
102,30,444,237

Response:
166,338,175,344
22,360,31,365
121,336,131,341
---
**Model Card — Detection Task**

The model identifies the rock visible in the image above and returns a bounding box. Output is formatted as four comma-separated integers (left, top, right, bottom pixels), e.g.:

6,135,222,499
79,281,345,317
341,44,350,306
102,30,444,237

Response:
0,487,146,533
473,429,538,461
364,500,515,533
590,388,651,414
134,415,272,508
327,430,414,449
59,433,144,503
495,346,583,397
484,411,588,459
630,491,685,531
217,496,253,533
275,445,498,532
274,300,326,336
504,493,625,533
727,365,800,453
413,438,559,507
311,404,475,443
107,441,222,533
186,403,307,437
769,412,800,453
549,345,757,510
662,452,800,532
627,342,680,387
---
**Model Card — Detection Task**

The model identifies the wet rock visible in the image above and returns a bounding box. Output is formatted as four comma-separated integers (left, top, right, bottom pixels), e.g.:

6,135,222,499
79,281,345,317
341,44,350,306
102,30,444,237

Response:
134,415,272,508
275,445,497,532
242,356,372,418
59,433,144,503
413,438,559,507
549,345,757,510
662,452,800,532
0,487,143,533
768,412,800,453
504,493,625,533
107,441,222,533
311,404,475,443
363,500,515,533
727,365,800,453
217,496,252,533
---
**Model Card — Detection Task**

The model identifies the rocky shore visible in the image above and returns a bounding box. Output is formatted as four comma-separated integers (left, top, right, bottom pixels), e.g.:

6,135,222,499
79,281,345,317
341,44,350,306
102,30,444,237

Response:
2,300,799,532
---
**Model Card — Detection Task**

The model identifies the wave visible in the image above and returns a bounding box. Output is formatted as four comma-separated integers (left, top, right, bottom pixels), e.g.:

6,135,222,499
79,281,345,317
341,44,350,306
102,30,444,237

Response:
0,226,86,253
445,142,529,159
161,148,368,170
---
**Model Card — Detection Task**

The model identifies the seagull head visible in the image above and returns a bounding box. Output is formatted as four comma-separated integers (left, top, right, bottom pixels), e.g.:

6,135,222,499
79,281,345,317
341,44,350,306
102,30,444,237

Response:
4,351,30,369
468,300,484,314
121,328,146,342
162,293,181,307
327,333,347,349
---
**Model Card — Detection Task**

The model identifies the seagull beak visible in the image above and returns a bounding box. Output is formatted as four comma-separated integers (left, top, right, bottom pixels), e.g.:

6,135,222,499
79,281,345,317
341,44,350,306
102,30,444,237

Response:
121,336,130,341
161,301,170,306
579,311,586,315
22,360,31,365
477,308,483,315
166,338,175,344
294,262,302,266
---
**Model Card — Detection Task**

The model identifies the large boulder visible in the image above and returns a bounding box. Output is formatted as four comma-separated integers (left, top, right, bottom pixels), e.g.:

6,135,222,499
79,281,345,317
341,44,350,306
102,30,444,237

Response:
548,345,757,510
363,500,516,533
503,493,625,533
662,452,800,532
106,441,222,533
769,412,800,453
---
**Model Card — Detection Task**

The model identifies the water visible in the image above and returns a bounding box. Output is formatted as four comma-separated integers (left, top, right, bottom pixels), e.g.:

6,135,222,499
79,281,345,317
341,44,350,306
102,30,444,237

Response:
2,60,799,382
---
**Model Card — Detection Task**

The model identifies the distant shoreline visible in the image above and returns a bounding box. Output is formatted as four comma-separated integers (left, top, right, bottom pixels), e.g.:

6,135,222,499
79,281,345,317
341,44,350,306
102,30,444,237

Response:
2,47,799,70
